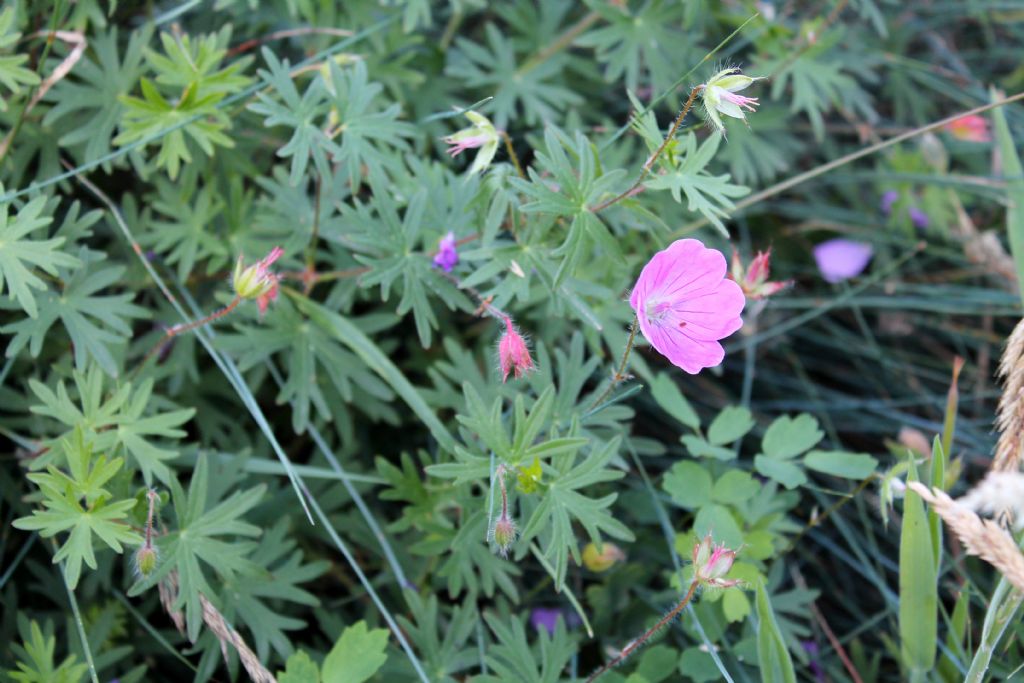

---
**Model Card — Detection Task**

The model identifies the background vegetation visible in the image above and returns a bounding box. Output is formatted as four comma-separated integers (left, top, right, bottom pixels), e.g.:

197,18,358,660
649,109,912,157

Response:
1,1,1023,681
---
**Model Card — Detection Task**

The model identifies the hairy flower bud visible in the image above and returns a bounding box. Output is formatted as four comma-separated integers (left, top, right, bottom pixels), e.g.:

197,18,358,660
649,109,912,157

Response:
134,545,158,577
498,317,534,382
232,247,284,305
492,515,517,558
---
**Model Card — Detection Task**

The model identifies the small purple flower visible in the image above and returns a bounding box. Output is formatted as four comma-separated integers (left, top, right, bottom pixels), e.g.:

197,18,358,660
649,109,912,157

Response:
432,231,458,272
813,238,874,283
880,190,899,215
802,641,825,683
529,607,563,635
909,206,929,229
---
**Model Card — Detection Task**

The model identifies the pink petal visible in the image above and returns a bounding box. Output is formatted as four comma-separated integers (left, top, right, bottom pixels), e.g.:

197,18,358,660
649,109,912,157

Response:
640,318,726,374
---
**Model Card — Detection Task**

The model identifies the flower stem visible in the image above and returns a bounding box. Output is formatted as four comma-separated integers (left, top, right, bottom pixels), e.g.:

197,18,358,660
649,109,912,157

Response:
591,85,704,213
144,489,158,550
515,10,601,76
589,315,640,411
134,296,242,377
586,580,700,683
500,130,526,179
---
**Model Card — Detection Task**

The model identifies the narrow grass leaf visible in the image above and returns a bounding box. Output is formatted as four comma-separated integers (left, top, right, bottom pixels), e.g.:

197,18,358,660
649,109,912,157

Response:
755,579,796,683
899,464,937,677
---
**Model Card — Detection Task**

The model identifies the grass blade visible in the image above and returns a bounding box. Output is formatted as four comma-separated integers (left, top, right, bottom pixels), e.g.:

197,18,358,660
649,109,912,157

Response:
292,293,457,454
755,579,796,683
899,464,937,680
991,87,1024,305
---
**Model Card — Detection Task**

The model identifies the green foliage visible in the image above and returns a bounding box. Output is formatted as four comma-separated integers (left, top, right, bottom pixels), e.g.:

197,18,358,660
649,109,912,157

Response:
754,414,877,489
321,620,390,683
645,132,749,236
0,7,39,112
1,2,1020,682
44,26,153,163
116,29,252,178
5,619,89,683
899,464,937,677
755,580,796,683
130,456,264,641
29,366,194,484
13,428,141,588
0,191,78,318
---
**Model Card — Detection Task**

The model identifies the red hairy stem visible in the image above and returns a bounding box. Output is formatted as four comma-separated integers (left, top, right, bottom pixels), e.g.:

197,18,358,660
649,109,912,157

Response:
591,85,704,213
586,580,700,683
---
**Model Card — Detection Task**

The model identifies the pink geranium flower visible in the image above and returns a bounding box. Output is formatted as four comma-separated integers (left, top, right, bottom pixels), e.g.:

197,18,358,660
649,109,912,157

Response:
629,239,746,374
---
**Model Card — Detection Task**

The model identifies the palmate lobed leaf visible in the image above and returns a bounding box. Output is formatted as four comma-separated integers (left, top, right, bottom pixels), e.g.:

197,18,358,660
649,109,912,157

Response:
644,132,749,236
0,192,79,318
519,436,633,589
115,28,251,178
0,6,39,112
2,260,148,376
6,620,89,683
219,520,329,661
13,433,141,589
446,22,582,128
28,366,194,484
130,456,265,641
43,25,153,163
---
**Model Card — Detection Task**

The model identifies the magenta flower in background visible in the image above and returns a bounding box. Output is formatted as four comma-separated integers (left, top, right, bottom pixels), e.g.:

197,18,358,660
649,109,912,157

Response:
529,607,562,635
880,190,899,214
528,607,580,635
432,231,459,272
881,190,930,229
909,206,930,229
813,238,874,283
629,239,745,374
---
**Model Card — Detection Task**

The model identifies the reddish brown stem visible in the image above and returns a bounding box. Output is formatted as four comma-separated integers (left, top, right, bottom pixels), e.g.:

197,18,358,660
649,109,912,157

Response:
586,580,700,682
591,85,704,213
135,296,242,377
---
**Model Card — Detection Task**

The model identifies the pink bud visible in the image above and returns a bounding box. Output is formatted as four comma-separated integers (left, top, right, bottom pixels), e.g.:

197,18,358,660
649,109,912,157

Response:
498,317,534,382
729,248,792,300
692,534,713,567
692,535,742,589
704,546,736,579
256,278,279,317
746,250,771,286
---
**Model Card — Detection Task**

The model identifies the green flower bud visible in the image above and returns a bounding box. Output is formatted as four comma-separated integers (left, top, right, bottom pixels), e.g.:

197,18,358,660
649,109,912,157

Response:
491,515,517,558
134,545,158,577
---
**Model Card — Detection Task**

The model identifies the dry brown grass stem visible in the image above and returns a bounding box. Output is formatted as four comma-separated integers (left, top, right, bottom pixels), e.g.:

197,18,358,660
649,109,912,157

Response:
159,571,277,683
909,482,1024,592
994,317,1024,471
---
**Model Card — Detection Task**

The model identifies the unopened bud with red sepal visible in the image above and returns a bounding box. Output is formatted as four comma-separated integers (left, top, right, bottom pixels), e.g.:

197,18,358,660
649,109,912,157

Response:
692,533,742,589
730,248,792,300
